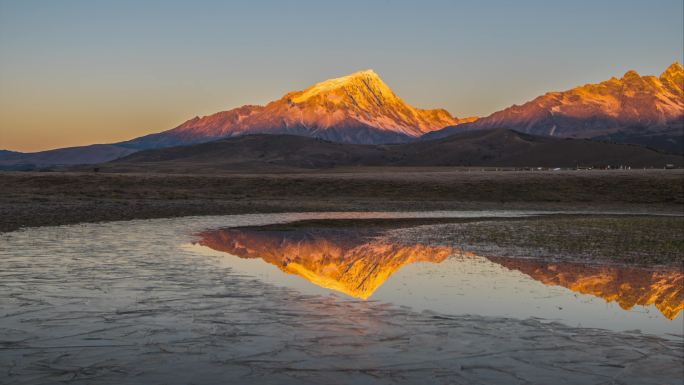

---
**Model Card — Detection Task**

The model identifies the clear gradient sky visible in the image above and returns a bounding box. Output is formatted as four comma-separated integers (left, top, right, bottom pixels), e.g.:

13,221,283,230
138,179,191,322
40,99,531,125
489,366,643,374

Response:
1,0,683,152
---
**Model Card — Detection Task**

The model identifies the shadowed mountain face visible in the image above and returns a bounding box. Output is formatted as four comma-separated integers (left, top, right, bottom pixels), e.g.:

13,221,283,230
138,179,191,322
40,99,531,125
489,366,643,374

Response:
425,62,684,153
197,223,683,320
121,70,473,149
105,129,683,173
488,256,683,320
197,227,453,299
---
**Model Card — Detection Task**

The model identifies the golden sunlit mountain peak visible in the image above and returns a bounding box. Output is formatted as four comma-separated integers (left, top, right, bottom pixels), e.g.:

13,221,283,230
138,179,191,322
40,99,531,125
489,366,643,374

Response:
661,61,684,91
621,69,641,79
347,68,380,78
288,68,392,104
663,60,683,74
124,68,471,147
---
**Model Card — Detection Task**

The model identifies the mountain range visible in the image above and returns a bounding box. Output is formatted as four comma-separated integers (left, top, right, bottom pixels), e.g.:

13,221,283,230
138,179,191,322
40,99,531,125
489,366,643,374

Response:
1,63,682,169
425,62,684,153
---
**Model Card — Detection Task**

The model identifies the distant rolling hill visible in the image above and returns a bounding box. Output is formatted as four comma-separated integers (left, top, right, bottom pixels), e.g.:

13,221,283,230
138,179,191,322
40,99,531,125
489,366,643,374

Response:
0,144,136,170
101,129,682,173
0,150,20,158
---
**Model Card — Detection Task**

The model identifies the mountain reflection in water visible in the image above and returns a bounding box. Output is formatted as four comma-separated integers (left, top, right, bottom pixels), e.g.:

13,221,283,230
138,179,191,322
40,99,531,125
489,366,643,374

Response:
198,227,452,299
487,256,683,320
197,226,682,320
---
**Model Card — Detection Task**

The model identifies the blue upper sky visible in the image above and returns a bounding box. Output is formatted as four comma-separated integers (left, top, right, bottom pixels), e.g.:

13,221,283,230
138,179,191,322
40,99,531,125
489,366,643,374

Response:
1,0,682,151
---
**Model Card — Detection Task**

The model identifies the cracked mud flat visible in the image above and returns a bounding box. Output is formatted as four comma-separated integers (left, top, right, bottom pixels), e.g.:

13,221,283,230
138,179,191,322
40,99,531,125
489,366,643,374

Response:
1,212,683,385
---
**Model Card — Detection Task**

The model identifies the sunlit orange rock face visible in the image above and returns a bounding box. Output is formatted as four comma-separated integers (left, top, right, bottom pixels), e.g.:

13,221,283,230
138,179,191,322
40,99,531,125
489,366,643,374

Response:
129,70,475,147
471,62,683,136
197,227,453,299
428,62,684,152
488,256,684,320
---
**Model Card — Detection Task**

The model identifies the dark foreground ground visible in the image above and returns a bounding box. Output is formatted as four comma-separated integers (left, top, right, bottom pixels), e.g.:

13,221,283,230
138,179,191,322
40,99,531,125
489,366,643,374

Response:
1,168,682,234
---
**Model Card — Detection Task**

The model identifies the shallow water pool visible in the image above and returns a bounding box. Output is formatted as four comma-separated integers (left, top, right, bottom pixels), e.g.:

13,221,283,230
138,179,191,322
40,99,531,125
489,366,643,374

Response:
1,211,682,385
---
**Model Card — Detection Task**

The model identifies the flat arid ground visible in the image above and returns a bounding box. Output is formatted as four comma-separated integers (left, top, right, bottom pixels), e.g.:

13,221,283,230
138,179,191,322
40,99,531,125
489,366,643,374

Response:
2,168,682,233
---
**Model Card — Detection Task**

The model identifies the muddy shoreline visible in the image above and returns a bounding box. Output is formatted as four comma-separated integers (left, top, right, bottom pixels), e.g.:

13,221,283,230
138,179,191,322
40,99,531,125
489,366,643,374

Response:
2,169,682,233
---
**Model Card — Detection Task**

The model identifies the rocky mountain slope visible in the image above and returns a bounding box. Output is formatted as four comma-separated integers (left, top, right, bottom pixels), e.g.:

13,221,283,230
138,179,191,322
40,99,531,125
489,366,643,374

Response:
122,69,472,148
425,62,684,153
